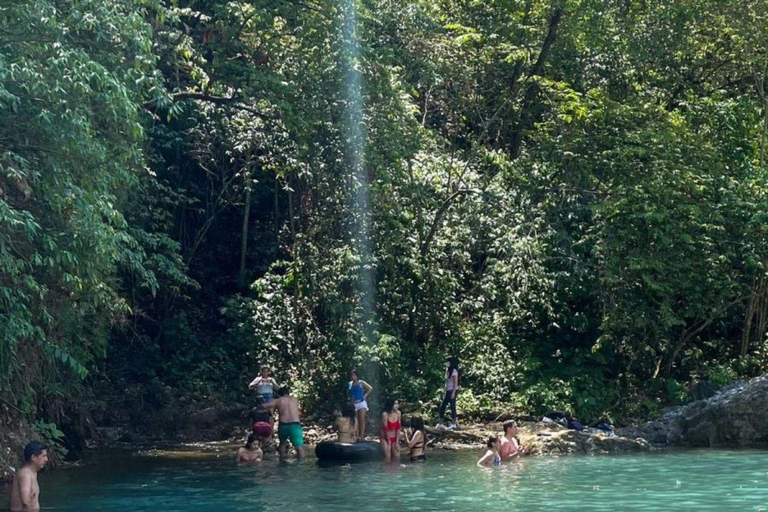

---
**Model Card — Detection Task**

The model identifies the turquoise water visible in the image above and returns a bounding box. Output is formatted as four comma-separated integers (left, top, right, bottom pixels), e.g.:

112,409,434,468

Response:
3,448,768,511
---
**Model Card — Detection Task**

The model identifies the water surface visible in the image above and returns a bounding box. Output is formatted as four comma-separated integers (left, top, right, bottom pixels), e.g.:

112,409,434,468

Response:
3,448,768,511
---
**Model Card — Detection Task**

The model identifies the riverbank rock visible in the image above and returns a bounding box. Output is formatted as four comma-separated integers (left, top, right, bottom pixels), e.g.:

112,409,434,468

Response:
620,375,768,448
423,421,650,455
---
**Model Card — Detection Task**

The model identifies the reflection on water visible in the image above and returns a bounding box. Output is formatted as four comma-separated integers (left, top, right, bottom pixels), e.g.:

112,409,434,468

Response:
2,448,768,511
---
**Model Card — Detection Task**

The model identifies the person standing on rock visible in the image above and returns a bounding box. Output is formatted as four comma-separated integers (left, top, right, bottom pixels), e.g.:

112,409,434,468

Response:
499,420,526,460
437,356,459,430
264,386,305,460
248,365,281,403
9,441,48,511
349,370,373,440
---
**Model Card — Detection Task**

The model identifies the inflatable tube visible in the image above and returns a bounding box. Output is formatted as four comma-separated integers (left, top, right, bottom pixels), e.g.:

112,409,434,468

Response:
315,441,382,462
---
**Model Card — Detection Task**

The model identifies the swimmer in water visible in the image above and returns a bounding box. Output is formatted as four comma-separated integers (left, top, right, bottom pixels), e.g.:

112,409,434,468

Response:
9,441,48,511
263,386,306,460
477,436,502,467
236,433,263,463
499,420,527,460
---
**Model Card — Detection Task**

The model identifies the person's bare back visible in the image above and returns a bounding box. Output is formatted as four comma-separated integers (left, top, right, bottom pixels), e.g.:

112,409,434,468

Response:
275,395,301,423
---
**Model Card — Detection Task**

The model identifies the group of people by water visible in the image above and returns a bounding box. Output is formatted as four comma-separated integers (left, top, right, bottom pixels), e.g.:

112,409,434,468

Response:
238,357,527,467
6,357,519,510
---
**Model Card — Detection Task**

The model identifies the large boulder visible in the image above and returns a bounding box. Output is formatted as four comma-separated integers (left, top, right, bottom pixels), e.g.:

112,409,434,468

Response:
622,375,768,448
678,376,768,447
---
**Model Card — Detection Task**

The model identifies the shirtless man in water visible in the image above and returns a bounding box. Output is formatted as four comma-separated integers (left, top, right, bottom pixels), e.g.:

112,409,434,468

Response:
264,386,305,460
499,420,526,460
9,441,48,511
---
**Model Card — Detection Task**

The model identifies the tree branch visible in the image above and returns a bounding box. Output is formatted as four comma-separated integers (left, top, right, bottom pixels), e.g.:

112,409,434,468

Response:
420,189,480,257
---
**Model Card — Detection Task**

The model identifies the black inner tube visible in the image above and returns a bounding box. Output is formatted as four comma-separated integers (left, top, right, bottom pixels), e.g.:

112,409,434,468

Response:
315,441,383,462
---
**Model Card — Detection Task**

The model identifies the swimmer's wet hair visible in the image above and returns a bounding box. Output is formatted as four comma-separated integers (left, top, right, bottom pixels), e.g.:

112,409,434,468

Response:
486,436,499,448
278,386,290,397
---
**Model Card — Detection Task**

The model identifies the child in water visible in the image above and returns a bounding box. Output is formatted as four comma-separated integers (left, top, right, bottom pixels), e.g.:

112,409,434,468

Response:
477,436,502,467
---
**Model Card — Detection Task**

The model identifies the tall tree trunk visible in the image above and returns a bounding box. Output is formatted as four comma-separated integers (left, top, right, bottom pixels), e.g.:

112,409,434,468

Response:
273,175,280,245
238,169,252,289
509,6,564,159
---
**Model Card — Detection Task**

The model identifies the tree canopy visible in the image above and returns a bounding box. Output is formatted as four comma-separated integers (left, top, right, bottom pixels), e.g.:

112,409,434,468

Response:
3,0,768,432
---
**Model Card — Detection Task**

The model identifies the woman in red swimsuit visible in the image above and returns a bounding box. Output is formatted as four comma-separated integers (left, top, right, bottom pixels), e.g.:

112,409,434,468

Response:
380,397,401,463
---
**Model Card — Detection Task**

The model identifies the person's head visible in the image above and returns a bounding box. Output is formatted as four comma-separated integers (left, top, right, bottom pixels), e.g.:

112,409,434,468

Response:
341,403,356,422
486,436,501,450
260,365,271,378
278,386,290,397
245,433,258,449
503,420,518,436
23,441,48,470
384,397,399,413
349,370,360,382
445,356,458,373
411,416,425,432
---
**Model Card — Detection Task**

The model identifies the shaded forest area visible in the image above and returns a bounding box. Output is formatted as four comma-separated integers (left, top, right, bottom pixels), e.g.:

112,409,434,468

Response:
3,0,768,447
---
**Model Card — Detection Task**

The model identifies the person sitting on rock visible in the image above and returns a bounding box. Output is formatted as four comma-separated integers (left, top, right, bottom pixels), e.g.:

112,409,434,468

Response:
500,420,527,460
334,404,358,444
236,433,263,463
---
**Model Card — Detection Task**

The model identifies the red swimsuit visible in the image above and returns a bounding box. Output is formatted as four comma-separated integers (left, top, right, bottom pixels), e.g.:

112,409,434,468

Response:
382,416,401,444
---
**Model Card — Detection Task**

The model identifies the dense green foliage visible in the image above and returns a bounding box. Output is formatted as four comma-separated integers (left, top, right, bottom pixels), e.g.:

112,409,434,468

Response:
3,0,768,429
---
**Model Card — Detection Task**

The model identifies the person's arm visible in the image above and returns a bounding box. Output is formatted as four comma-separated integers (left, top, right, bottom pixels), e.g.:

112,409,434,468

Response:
503,444,520,460
270,377,281,390
263,399,278,411
248,376,261,389
451,371,459,398
362,380,373,400
236,448,243,462
477,450,493,467
407,430,422,448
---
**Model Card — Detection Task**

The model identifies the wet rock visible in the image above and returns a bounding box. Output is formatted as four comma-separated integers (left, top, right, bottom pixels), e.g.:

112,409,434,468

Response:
688,380,720,401
624,375,768,448
424,421,650,455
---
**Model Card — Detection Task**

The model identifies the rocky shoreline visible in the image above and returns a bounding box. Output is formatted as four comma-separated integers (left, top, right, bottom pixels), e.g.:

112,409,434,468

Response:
4,374,768,483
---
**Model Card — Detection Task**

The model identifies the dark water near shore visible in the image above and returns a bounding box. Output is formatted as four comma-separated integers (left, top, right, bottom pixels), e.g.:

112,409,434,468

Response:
3,447,768,511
